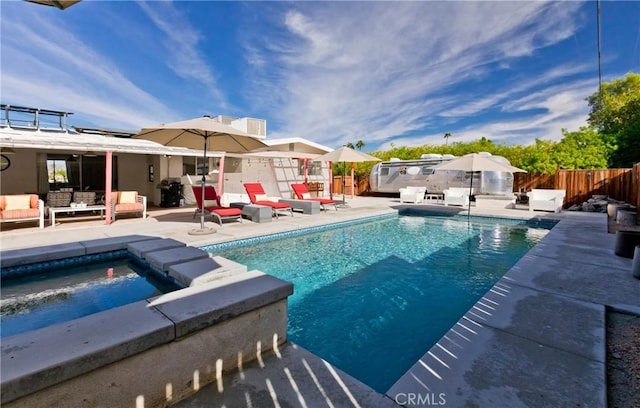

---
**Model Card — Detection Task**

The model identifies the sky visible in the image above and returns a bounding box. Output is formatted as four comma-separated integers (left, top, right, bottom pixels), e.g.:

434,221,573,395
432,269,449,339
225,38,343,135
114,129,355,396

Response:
1,1,639,152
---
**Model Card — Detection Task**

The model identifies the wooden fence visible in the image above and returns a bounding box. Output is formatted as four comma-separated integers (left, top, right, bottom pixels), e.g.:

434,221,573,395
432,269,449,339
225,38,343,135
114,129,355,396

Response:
514,165,639,208
335,163,639,208
332,176,369,196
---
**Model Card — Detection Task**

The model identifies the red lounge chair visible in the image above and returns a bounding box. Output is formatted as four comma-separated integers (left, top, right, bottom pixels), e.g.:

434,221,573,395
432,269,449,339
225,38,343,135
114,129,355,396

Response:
243,183,293,218
192,185,242,225
291,183,337,211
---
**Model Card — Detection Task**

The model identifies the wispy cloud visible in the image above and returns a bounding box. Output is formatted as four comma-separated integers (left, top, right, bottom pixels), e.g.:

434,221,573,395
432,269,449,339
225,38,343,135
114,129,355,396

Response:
2,0,613,151
136,0,227,109
244,1,588,148
0,3,176,129
386,78,596,150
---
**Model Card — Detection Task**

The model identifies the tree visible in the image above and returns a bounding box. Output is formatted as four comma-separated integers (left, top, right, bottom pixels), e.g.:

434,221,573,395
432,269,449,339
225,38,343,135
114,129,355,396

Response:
345,142,355,149
355,140,365,151
586,72,640,167
553,127,610,169
444,132,452,146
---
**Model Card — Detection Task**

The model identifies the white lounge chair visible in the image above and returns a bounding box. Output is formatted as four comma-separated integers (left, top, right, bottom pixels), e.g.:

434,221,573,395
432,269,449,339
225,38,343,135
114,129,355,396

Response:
443,187,470,207
527,189,565,213
399,186,427,204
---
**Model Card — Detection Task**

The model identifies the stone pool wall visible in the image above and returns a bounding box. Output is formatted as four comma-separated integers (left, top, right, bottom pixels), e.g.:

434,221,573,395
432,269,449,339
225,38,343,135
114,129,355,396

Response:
1,236,293,407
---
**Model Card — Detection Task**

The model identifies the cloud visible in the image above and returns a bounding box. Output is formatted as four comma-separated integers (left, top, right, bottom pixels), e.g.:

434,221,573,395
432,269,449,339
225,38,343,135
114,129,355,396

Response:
136,0,227,108
243,1,587,149
379,78,596,151
0,3,177,129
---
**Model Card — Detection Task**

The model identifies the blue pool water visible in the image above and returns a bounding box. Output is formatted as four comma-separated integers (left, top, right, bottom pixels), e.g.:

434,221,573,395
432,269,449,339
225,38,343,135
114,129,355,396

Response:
206,214,550,392
0,258,180,338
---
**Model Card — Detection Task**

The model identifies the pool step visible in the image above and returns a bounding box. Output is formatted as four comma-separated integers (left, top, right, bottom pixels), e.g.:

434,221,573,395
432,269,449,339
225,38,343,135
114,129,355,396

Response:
128,237,249,287
169,256,248,287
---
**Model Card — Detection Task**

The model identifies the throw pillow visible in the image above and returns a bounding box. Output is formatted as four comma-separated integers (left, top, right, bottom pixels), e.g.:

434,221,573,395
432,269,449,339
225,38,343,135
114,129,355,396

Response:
5,195,32,211
301,193,311,199
203,199,217,207
254,193,268,201
119,191,137,204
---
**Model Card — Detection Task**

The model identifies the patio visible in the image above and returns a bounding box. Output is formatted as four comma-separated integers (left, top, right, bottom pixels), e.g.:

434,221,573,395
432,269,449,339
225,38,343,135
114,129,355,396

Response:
1,196,638,407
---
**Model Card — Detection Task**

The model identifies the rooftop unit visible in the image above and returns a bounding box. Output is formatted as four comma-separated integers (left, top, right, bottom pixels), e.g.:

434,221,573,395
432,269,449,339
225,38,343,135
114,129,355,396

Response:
211,115,266,139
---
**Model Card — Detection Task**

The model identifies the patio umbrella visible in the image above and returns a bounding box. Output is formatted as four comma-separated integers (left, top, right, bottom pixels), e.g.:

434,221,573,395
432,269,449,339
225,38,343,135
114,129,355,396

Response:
134,116,268,235
314,146,381,208
431,153,526,217
25,0,81,9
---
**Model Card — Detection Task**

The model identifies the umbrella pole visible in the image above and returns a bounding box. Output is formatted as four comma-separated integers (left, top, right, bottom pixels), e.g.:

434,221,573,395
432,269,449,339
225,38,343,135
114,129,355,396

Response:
343,161,346,204
189,133,216,235
336,161,350,208
468,172,473,219
200,139,207,230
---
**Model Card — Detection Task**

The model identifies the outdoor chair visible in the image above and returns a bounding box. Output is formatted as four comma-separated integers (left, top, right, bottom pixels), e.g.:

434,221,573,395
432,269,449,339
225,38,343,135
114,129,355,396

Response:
527,189,566,213
109,191,147,221
291,183,337,211
399,186,427,204
192,185,242,225
0,194,44,229
243,183,293,218
443,187,470,207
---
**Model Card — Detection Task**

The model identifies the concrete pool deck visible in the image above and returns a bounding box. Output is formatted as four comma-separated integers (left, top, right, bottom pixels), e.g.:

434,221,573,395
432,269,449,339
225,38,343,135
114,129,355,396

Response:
1,196,638,407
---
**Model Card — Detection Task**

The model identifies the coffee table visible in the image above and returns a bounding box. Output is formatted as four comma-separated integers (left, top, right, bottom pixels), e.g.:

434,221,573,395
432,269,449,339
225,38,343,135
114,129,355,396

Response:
50,205,106,227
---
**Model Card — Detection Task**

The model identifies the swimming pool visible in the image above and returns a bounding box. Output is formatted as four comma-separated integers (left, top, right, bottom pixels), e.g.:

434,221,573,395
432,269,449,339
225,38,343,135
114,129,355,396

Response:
205,213,551,392
1,257,181,338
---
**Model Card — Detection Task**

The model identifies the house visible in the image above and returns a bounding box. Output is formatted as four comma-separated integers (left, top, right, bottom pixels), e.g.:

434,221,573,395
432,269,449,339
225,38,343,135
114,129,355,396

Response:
0,104,334,212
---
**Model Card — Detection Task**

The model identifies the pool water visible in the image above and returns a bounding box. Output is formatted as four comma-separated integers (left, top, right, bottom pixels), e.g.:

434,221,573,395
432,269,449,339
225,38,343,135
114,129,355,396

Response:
0,258,180,338
208,214,550,392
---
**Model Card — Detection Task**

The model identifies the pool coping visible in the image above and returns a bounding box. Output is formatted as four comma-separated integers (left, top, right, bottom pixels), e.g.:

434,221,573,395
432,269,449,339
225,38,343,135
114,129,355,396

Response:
1,236,293,405
174,207,638,407
386,209,639,407
2,203,637,406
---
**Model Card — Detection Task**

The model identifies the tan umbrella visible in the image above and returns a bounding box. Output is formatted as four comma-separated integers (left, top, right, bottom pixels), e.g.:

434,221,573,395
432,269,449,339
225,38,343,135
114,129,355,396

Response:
431,153,526,217
134,116,268,234
314,146,381,207
25,0,81,9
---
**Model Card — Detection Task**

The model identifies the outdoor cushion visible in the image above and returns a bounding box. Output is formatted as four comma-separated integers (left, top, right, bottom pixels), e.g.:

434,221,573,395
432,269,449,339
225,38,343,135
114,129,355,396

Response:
290,183,336,210
211,207,242,217
119,191,137,204
255,200,291,209
115,202,143,211
4,195,32,211
73,191,96,205
1,208,40,219
254,193,268,202
46,191,72,207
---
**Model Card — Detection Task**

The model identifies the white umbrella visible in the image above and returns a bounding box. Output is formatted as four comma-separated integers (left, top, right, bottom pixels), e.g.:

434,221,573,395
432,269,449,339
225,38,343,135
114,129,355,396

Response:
431,153,526,217
314,146,381,207
134,116,268,234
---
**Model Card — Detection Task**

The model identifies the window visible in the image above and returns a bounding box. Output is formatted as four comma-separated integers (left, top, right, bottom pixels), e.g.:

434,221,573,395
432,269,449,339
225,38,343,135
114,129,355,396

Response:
421,167,435,175
381,167,389,176
47,159,69,184
298,161,322,176
42,154,117,191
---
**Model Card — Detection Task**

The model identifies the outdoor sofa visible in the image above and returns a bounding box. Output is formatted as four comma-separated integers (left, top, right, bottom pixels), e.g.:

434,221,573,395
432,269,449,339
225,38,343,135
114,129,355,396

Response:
527,189,566,213
443,187,470,207
0,194,44,229
399,186,427,204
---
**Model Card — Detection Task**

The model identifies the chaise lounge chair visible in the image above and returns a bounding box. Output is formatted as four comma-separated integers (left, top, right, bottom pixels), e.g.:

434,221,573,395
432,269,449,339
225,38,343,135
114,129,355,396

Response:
192,185,242,225
243,183,293,218
291,183,337,211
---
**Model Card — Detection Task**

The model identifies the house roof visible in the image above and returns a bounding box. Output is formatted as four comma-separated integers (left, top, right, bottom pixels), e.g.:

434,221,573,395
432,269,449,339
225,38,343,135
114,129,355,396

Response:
0,126,206,157
263,137,333,154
